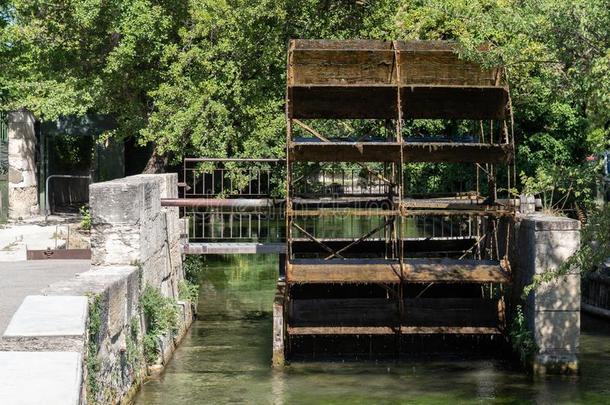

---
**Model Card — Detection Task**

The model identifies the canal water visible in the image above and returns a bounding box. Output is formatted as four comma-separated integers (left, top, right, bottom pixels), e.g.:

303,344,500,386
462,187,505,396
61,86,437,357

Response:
135,254,610,404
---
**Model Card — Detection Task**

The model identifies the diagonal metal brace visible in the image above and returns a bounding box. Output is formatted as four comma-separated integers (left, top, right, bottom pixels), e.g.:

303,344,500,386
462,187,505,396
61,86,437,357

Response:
324,218,394,260
291,221,344,259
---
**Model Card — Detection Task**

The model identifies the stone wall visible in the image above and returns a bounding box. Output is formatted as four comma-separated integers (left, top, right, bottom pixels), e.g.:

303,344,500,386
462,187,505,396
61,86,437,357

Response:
511,213,581,375
90,173,183,299
0,174,193,404
7,109,38,219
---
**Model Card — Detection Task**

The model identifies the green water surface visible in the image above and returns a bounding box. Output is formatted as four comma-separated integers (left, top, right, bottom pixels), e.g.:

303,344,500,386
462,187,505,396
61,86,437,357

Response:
135,254,610,404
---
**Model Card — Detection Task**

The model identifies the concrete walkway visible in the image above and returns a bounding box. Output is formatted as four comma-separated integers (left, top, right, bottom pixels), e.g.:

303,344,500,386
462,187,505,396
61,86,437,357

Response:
0,260,90,334
0,222,71,261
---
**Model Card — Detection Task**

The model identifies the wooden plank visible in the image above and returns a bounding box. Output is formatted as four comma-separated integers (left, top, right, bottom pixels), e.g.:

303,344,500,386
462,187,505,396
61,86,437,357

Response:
288,326,395,335
289,141,513,164
291,49,396,85
287,258,509,284
404,298,499,327
290,40,499,87
402,85,508,119
399,50,497,86
401,326,501,334
293,39,394,50
287,326,501,335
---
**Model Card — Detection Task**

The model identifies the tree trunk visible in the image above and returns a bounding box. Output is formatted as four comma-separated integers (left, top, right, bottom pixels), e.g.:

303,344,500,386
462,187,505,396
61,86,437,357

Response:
142,145,169,174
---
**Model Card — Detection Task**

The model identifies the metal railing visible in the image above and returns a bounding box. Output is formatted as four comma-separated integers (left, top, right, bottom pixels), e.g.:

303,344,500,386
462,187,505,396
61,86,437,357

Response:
183,158,282,198
185,208,284,242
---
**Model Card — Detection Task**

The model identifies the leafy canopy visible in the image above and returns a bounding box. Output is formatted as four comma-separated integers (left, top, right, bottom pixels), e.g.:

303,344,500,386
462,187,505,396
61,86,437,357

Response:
0,0,608,206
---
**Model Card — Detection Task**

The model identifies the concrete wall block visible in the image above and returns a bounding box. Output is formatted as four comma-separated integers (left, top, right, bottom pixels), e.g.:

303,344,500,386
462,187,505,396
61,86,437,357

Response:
139,212,166,262
142,251,173,295
137,173,178,199
4,295,88,338
0,351,83,405
533,311,580,353
163,208,182,244
534,230,580,273
513,213,582,375
139,179,162,224
106,278,128,339
90,181,145,225
529,273,580,311
91,224,141,266
521,214,581,232
84,173,189,401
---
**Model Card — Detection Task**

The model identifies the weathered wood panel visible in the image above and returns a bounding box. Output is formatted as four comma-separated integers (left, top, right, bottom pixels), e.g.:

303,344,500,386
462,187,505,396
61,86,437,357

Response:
26,248,92,260
290,39,499,87
290,298,397,326
287,326,501,335
400,50,497,86
291,49,396,85
404,298,499,327
287,258,509,284
293,39,394,50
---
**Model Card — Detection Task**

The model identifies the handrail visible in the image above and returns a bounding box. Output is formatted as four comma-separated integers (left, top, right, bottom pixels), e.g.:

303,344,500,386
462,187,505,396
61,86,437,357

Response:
184,158,283,163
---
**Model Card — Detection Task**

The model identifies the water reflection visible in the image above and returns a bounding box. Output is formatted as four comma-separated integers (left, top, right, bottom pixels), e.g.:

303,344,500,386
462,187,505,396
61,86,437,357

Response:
136,255,610,404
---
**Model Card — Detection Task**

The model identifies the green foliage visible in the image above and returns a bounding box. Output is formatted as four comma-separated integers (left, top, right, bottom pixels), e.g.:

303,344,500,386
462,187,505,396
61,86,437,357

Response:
183,255,207,284
509,305,538,366
1,0,608,207
141,285,179,364
178,279,199,303
524,204,610,297
125,316,144,378
395,0,609,207
520,162,598,212
80,205,91,231
86,294,103,404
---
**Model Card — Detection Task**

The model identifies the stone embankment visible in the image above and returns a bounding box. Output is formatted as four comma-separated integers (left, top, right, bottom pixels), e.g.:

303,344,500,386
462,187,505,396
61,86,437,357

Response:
0,173,193,404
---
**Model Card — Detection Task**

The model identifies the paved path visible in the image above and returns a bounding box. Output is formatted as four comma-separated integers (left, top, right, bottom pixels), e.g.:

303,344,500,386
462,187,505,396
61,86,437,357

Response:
0,223,71,261
0,260,90,335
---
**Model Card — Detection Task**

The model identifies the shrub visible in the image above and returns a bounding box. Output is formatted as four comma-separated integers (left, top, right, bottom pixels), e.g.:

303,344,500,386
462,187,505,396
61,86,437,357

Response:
140,285,179,363
80,205,91,231
509,305,538,366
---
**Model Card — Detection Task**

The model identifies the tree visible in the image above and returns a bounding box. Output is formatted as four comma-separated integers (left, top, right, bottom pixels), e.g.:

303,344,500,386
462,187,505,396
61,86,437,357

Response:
1,0,607,195
393,0,609,208
0,0,398,169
